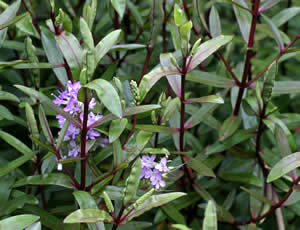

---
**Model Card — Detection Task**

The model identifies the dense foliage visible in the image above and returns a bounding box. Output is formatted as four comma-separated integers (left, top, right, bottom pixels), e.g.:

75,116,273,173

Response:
0,0,299,229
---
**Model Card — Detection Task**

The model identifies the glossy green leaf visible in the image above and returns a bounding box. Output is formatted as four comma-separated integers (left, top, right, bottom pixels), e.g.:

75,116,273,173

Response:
25,103,39,139
95,29,121,64
0,104,13,120
41,29,68,86
0,214,39,230
240,186,272,205
55,31,83,79
203,200,217,230
162,203,186,224
179,21,193,56
267,152,300,182
272,7,300,27
0,130,33,156
85,79,122,118
273,81,300,96
262,14,284,51
134,124,178,133
124,157,141,205
149,0,163,47
186,157,216,177
0,90,20,102
110,44,146,52
111,0,126,19
258,0,280,13
174,4,187,26
63,209,112,223
13,173,73,189
139,66,180,102
0,151,37,178
209,6,221,37
109,118,128,143
189,35,233,71
0,0,21,47
185,95,224,104
25,222,41,230
121,192,186,223
186,70,235,88
38,105,53,144
80,17,94,50
232,0,251,43
0,12,28,30
219,116,241,141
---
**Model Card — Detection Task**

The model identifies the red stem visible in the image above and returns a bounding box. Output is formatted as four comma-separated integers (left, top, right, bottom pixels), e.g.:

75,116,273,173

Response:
233,0,261,116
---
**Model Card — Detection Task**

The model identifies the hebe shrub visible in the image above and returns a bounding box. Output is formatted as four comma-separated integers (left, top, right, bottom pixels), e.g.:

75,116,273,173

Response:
0,0,299,229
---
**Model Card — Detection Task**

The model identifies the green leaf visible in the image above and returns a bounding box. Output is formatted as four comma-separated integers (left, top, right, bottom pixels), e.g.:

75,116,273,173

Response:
139,66,180,102
13,173,73,189
273,81,300,95
80,17,94,50
110,44,146,52
55,31,83,79
185,95,224,104
124,157,141,205
162,204,186,225
95,29,121,64
25,222,41,230
209,6,221,37
0,12,28,30
189,35,233,71
186,70,235,88
127,0,143,27
232,0,251,43
109,118,128,143
15,85,82,128
0,104,13,120
219,116,241,141
174,4,187,26
262,14,284,51
121,192,186,223
85,79,122,118
0,0,21,47
240,186,273,205
186,157,216,177
25,103,39,139
272,7,300,27
267,152,300,182
73,191,105,230
118,221,152,230
0,151,37,178
149,0,164,47
203,200,217,230
0,130,33,156
111,0,126,19
259,0,280,13
179,21,193,56
38,105,53,144
0,214,39,230
41,29,68,86
134,124,178,133
0,90,20,102
63,209,112,223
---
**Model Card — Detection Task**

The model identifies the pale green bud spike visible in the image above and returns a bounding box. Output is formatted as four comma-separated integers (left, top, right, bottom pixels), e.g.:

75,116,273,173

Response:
113,77,123,98
103,191,114,213
191,38,202,56
151,110,157,124
130,80,140,105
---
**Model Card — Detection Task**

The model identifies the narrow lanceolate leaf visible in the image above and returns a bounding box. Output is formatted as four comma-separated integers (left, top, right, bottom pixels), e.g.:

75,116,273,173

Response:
63,209,113,223
258,0,281,13
267,152,300,182
149,0,164,47
80,17,94,50
0,130,33,156
262,62,277,102
219,116,241,141
188,35,233,71
0,215,40,230
0,151,37,177
41,29,68,86
55,31,84,79
123,158,142,205
121,193,186,224
85,79,122,118
0,12,28,30
240,187,273,205
134,124,178,133
272,7,300,27
0,0,21,47
209,6,222,37
109,118,128,143
0,104,13,120
139,66,180,102
14,85,82,128
232,0,251,43
95,29,121,64
73,191,105,230
160,53,181,97
38,105,53,144
272,81,300,96
186,157,216,177
25,103,39,139
203,200,217,230
185,95,224,104
13,173,73,189
262,14,284,51
111,0,127,19
0,90,20,102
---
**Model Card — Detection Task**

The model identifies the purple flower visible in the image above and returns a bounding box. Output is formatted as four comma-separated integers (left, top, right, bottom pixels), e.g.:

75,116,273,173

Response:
141,155,156,168
150,169,166,189
140,167,153,179
68,140,80,157
155,157,168,172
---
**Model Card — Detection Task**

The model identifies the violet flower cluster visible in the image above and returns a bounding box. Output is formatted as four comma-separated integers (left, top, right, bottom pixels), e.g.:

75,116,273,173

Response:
53,81,103,157
140,155,168,189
